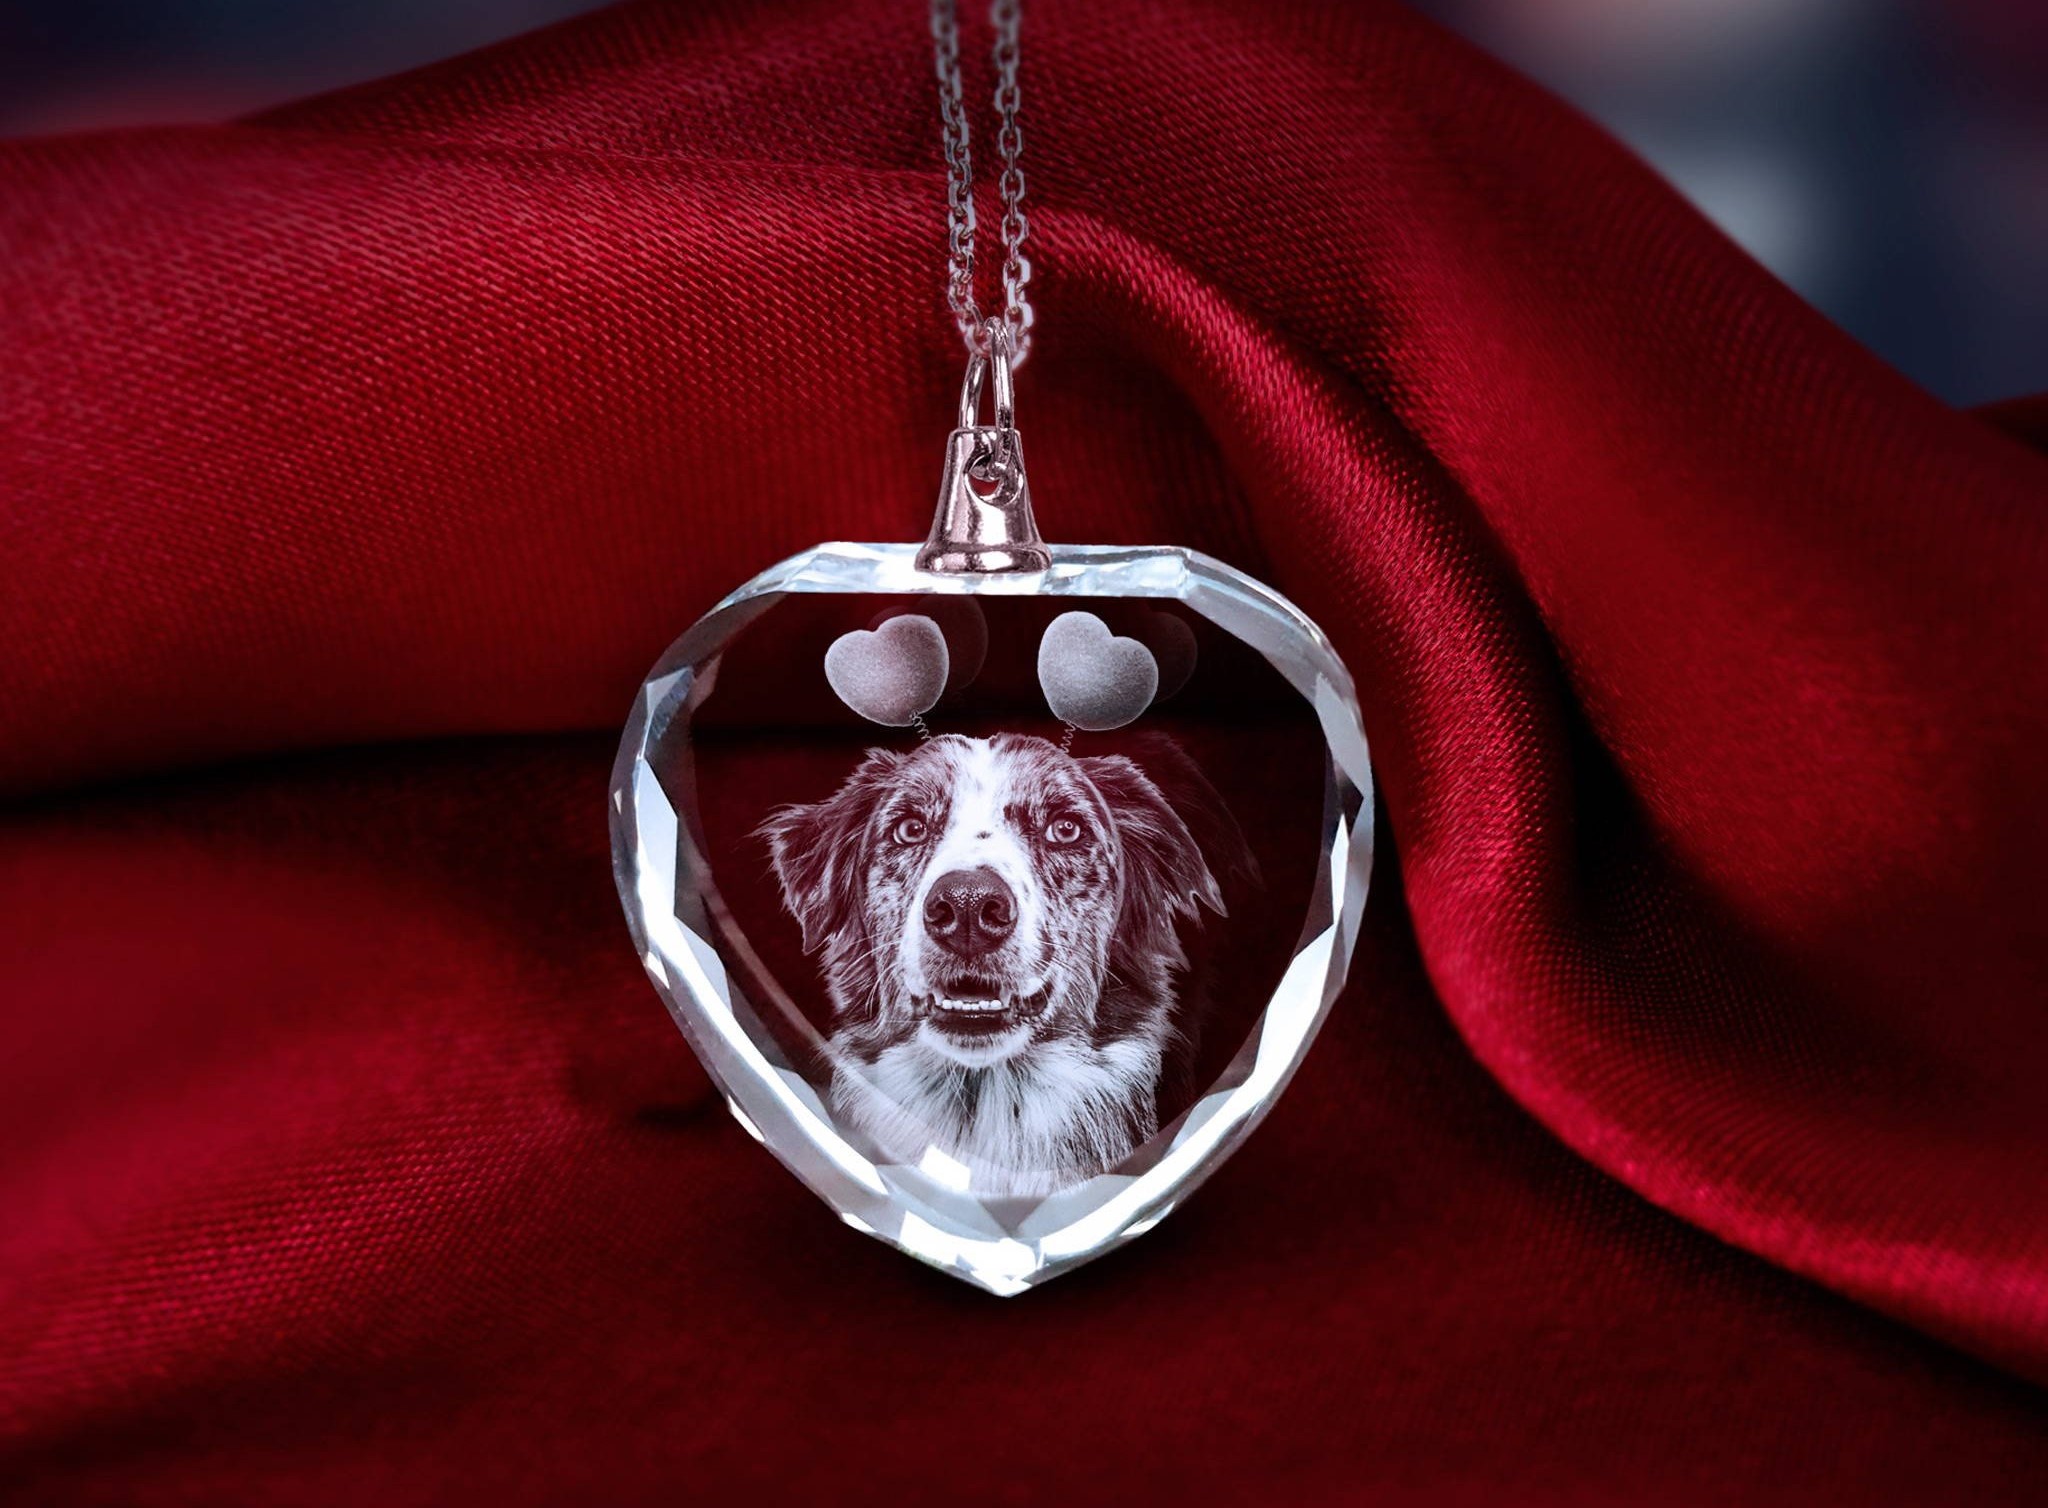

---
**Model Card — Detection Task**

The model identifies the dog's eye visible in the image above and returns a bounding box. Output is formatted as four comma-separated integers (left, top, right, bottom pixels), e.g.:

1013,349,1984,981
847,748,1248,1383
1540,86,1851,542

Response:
891,815,928,845
1045,816,1084,846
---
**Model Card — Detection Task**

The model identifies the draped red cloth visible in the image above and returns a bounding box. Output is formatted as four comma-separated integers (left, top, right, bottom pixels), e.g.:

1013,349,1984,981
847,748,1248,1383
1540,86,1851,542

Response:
4,0,2047,1498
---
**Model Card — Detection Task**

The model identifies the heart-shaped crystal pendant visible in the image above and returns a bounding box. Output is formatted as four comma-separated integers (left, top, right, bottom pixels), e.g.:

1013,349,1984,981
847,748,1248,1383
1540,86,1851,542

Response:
611,333,1373,1294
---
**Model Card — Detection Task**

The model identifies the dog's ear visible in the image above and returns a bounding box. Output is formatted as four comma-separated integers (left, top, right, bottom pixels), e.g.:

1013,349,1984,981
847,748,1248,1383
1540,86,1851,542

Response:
759,750,901,952
1078,754,1225,972
1103,731,1260,895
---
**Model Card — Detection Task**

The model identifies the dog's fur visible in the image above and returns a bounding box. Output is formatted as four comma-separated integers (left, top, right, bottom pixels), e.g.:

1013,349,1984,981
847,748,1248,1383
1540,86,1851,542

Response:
761,733,1226,1195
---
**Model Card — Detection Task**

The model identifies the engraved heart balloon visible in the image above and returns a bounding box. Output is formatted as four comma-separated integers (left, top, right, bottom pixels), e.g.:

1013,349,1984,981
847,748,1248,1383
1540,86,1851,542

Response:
825,614,949,725
869,596,988,693
1037,610,1159,730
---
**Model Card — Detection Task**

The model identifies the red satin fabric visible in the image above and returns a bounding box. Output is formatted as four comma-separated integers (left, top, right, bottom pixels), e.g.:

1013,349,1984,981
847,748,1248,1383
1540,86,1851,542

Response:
4,1,2046,1498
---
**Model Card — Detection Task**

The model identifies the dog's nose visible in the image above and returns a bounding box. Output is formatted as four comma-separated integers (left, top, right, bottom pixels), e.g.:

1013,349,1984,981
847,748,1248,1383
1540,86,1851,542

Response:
924,867,1016,959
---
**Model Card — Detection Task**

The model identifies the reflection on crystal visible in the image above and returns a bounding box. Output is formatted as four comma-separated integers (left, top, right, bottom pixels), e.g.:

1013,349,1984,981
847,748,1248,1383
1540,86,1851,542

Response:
917,1143,974,1193
612,544,1372,1294
1122,1206,1170,1238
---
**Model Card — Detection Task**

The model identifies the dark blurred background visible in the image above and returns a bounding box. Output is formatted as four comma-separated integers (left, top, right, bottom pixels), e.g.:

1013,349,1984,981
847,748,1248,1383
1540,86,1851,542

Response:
3,0,2043,405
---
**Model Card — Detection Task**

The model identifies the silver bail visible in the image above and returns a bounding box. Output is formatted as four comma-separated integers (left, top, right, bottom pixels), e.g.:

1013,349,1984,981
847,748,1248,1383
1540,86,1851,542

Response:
917,321,1049,574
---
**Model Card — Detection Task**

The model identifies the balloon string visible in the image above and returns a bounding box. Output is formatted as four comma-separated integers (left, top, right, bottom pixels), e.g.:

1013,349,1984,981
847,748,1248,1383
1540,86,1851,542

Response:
912,714,934,743
1059,723,1076,753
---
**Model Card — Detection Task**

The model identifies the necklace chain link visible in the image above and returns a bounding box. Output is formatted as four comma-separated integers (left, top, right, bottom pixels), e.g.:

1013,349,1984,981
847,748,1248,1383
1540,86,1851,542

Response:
930,0,1033,365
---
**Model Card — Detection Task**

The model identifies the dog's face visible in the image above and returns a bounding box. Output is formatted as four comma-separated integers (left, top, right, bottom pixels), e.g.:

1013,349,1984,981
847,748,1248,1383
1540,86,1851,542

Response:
763,734,1222,1070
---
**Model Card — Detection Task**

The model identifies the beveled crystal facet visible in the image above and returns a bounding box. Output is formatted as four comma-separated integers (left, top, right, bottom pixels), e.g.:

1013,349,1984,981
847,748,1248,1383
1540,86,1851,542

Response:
610,543,1372,1293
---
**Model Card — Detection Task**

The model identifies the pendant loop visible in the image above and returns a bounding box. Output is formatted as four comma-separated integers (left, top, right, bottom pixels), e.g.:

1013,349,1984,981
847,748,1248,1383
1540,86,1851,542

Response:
956,326,1015,432
918,321,1049,575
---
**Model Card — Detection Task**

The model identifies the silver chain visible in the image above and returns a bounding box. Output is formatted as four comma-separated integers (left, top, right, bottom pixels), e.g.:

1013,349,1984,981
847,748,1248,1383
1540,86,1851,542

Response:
930,0,1034,365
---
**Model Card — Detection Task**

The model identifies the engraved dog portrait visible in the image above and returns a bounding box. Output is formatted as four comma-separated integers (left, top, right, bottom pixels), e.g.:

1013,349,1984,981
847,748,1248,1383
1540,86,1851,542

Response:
761,731,1236,1195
